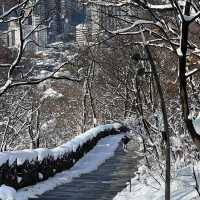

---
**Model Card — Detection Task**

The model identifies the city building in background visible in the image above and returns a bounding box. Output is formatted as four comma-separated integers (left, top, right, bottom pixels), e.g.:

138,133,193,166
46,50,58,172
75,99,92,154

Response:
0,0,125,52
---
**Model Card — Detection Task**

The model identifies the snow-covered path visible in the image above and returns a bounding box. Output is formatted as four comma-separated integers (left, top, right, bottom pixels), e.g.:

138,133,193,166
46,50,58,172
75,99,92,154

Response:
14,134,138,200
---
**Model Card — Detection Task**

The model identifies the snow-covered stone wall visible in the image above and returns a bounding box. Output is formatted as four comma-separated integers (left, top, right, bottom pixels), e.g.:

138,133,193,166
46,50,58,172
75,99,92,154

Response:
0,123,128,189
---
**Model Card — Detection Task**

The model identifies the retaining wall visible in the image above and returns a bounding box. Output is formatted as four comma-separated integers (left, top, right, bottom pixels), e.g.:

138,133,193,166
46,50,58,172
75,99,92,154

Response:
0,123,129,189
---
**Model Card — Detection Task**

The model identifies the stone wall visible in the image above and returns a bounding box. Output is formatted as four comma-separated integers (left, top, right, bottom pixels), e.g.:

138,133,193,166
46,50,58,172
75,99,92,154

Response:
0,124,128,189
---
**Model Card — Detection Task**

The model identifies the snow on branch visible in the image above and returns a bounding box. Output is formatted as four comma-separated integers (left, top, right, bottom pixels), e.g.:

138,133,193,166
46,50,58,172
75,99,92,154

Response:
0,0,42,22
0,0,28,21
0,79,12,95
85,0,130,7
185,68,199,78
183,12,200,23
147,3,174,10
147,0,185,10
176,47,183,57
111,20,159,35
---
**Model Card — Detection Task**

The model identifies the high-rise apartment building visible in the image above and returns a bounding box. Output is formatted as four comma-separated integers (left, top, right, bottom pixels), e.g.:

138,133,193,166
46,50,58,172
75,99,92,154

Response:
85,0,123,41
76,23,89,46
1,1,92,49
34,0,78,43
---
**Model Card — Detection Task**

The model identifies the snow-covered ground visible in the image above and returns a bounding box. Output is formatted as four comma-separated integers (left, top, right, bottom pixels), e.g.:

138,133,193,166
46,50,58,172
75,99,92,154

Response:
0,134,123,200
0,185,16,200
114,164,200,200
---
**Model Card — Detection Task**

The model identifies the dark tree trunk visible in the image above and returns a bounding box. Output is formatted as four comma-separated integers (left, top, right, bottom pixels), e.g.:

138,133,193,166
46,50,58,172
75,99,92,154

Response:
178,1,200,150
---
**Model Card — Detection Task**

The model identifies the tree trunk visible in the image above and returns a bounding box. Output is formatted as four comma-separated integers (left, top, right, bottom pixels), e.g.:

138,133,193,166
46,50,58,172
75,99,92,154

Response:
143,39,171,200
81,79,88,132
178,0,200,150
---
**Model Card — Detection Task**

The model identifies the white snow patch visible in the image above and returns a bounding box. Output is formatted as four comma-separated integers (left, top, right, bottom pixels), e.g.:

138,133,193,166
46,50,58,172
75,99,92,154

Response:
193,113,200,135
38,173,44,180
147,0,185,10
41,118,56,131
0,149,38,166
113,164,200,200
15,134,124,200
17,177,22,184
53,71,71,78
34,148,52,162
148,3,173,10
41,88,63,100
0,185,16,200
177,47,183,57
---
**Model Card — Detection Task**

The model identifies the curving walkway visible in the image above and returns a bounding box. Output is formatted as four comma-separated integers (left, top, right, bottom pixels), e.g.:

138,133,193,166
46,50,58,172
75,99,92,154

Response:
30,139,138,200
